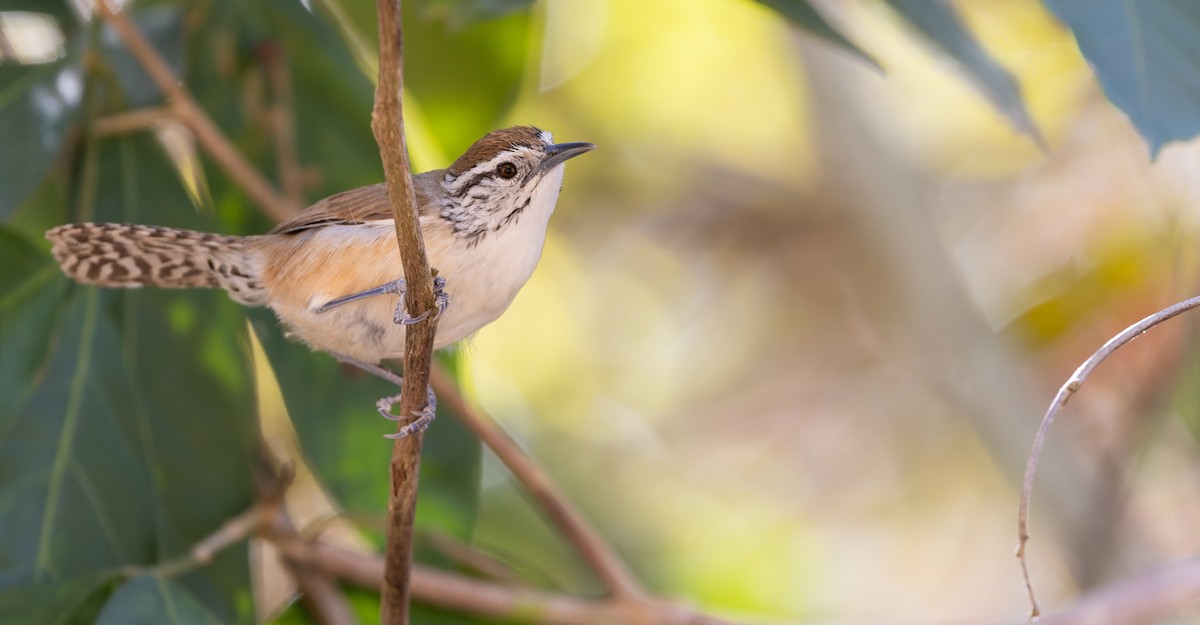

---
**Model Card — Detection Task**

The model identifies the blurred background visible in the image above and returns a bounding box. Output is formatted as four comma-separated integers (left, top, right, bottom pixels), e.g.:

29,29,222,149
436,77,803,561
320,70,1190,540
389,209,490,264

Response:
3,0,1200,623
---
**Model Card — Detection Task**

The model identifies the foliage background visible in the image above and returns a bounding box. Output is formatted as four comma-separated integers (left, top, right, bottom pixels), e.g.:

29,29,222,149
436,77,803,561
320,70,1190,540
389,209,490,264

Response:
3,0,1200,623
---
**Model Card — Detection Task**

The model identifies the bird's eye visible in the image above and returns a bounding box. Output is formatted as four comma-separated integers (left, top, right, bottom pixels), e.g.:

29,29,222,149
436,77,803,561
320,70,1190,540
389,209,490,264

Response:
497,162,518,179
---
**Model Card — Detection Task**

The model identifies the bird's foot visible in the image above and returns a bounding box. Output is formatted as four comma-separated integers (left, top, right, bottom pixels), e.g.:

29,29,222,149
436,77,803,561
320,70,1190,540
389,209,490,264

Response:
315,275,449,322
391,275,449,325
333,353,437,439
376,386,437,438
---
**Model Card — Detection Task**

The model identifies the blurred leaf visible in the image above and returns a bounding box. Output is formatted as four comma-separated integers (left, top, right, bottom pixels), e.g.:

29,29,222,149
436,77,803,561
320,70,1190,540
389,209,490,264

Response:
404,1,530,151
1042,0,1200,155
98,5,186,107
0,572,114,625
417,0,535,29
260,0,384,198
0,288,159,584
0,1,79,36
5,172,69,241
86,135,259,617
0,56,84,218
0,226,64,420
753,0,878,69
0,135,257,622
95,575,222,625
252,318,482,544
316,0,531,156
884,0,1042,145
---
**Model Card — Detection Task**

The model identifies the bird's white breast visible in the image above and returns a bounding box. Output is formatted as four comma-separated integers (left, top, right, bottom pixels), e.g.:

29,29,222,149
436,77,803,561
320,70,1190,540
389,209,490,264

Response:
430,164,564,345
263,165,565,363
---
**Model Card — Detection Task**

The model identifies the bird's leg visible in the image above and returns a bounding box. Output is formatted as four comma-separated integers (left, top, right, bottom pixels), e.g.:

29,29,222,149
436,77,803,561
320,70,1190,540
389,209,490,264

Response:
314,276,450,325
390,275,449,325
314,282,399,313
333,353,437,437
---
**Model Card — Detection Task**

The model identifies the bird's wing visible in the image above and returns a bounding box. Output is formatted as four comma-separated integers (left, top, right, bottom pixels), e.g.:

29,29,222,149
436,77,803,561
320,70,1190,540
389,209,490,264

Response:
269,173,442,234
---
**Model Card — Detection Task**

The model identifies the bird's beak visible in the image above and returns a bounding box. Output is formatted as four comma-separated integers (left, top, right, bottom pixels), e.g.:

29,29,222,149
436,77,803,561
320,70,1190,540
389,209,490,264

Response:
539,142,596,173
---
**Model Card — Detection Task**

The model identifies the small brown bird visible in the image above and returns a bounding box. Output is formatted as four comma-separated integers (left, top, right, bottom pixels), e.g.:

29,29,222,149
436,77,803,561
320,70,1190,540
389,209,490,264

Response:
46,126,595,370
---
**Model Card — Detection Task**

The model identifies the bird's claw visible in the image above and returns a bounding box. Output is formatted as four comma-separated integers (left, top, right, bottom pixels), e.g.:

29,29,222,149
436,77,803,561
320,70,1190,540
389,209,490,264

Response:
332,353,438,439
317,276,449,324
392,275,449,325
377,386,438,438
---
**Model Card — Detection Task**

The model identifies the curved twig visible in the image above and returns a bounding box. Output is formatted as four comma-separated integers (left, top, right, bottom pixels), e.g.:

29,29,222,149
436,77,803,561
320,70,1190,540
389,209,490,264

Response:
94,3,300,222
430,365,647,600
1018,295,1200,617
1032,555,1200,625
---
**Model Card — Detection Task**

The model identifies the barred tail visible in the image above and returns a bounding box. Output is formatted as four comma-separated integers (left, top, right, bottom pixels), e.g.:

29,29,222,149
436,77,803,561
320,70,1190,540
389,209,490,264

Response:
45,223,266,306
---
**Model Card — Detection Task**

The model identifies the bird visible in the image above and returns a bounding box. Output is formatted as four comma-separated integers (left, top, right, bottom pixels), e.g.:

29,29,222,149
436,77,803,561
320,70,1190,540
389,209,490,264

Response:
46,126,594,433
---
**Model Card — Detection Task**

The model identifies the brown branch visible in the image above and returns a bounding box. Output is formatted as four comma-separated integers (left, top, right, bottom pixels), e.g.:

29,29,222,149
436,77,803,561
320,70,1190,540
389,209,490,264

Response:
124,503,268,579
259,41,306,207
370,0,440,623
95,2,300,222
424,532,526,585
430,365,646,599
1017,294,1200,616
90,107,172,137
1023,555,1200,625
276,535,742,625
290,567,362,625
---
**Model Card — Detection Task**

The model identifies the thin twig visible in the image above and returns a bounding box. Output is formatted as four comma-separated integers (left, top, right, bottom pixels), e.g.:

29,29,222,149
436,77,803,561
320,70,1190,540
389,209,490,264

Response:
1017,294,1200,616
259,41,306,207
289,567,362,625
424,532,527,585
124,459,294,580
95,2,300,222
371,0,440,623
125,504,267,579
90,106,172,137
1027,555,1200,625
430,365,647,599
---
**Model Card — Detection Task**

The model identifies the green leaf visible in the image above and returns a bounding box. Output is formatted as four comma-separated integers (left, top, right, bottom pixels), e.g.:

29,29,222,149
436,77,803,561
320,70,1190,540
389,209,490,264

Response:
884,0,1042,145
1042,0,1200,155
251,318,482,545
0,227,63,421
86,135,259,618
416,0,536,29
753,0,879,69
260,0,385,196
0,572,115,625
0,57,84,218
0,135,257,622
0,288,158,583
97,6,187,107
404,1,531,151
95,575,223,625
313,0,532,157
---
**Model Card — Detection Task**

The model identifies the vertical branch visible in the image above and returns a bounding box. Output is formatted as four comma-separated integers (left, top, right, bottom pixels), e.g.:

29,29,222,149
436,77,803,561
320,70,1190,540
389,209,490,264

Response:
371,1,439,624
259,42,306,208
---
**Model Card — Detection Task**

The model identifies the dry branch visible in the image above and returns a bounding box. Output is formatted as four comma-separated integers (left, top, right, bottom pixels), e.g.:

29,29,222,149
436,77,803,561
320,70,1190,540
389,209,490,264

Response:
90,107,172,137
277,535,742,625
1024,555,1200,625
370,0,440,623
259,42,306,207
430,365,646,599
95,3,300,222
1017,294,1200,616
